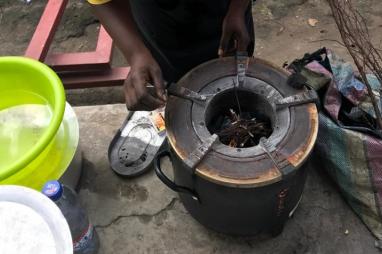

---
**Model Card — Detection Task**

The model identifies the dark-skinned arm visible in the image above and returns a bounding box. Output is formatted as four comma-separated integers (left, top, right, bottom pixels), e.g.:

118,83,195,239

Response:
91,0,166,111
219,0,251,56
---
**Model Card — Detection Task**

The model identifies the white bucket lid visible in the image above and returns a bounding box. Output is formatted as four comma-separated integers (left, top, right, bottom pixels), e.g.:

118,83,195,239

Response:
0,185,72,254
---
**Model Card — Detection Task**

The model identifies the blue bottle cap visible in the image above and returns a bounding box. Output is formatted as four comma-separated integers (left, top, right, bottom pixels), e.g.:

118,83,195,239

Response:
42,180,63,201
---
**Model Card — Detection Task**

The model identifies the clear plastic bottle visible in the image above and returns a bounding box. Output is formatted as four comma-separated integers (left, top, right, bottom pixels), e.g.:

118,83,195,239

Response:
42,180,100,254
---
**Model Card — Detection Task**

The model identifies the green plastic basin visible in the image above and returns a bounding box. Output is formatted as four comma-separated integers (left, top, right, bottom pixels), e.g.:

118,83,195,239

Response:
0,57,77,190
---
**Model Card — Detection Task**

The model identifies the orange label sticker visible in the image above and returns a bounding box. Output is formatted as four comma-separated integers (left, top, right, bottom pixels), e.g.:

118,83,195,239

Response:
149,111,166,134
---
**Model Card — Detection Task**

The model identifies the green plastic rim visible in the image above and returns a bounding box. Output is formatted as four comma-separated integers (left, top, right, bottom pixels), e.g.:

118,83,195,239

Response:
0,57,66,180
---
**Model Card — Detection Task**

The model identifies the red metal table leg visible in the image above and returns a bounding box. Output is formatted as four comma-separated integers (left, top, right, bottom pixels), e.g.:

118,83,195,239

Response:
46,26,114,72
25,0,68,61
59,67,130,89
25,0,128,89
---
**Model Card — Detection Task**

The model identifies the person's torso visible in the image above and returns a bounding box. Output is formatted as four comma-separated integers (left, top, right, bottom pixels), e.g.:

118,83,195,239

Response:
130,0,231,49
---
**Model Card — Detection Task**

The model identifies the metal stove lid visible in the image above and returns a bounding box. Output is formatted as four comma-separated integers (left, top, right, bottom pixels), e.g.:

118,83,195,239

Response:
166,57,318,187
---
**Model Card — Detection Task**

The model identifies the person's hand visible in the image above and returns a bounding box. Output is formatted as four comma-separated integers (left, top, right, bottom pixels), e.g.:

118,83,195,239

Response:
218,1,250,57
124,51,167,111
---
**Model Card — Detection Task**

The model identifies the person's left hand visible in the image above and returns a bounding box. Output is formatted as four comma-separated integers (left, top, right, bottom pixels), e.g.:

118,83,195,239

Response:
218,2,250,57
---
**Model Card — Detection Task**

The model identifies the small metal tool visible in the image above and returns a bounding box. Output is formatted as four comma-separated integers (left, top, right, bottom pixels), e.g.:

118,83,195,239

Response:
146,83,211,103
166,85,208,102
233,51,249,118
236,51,249,88
259,137,281,171
232,78,243,118
275,90,319,110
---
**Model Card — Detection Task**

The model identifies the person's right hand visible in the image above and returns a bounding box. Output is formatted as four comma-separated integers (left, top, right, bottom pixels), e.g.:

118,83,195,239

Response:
124,51,167,111
218,0,251,57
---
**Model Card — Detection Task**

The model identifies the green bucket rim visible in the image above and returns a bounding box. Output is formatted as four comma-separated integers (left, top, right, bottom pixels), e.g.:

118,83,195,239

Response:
0,56,66,181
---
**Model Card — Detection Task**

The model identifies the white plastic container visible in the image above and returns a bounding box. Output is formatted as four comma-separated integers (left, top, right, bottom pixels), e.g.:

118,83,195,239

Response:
0,185,72,254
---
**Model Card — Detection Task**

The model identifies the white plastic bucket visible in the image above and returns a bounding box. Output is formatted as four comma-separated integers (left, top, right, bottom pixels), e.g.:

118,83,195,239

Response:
0,185,73,254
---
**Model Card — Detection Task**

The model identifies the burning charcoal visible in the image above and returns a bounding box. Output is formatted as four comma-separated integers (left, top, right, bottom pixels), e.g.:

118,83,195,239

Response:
216,109,272,148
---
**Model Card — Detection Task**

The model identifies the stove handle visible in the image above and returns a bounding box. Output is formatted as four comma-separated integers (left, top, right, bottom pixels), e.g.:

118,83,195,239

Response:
154,150,200,202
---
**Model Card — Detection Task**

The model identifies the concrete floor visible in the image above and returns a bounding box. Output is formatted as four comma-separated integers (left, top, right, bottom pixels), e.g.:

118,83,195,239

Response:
74,104,379,254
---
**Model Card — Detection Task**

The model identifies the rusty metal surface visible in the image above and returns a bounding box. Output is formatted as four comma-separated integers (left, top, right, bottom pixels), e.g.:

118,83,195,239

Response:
166,57,318,187
287,104,319,167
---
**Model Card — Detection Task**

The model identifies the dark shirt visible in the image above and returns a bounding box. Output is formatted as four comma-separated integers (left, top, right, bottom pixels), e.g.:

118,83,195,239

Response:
130,0,254,81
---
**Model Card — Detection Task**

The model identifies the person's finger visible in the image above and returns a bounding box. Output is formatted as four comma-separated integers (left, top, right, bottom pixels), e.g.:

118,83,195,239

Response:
124,79,138,110
141,90,165,109
224,42,237,56
237,29,250,52
133,72,164,109
150,67,167,101
131,72,148,100
129,101,153,111
127,85,159,111
138,99,159,111
218,29,231,57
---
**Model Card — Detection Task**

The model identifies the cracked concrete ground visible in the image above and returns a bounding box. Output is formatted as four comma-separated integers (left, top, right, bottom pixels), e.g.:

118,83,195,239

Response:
75,104,379,254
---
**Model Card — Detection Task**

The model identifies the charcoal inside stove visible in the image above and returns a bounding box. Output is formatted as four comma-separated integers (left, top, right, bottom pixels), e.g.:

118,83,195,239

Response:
211,108,273,148
205,88,274,148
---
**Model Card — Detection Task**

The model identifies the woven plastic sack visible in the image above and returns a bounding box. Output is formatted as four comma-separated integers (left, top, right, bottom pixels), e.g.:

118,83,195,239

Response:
297,49,382,240
315,113,382,239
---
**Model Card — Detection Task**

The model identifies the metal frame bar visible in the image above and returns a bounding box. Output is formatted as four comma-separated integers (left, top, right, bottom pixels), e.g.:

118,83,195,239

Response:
60,67,130,89
25,0,129,89
25,0,68,61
